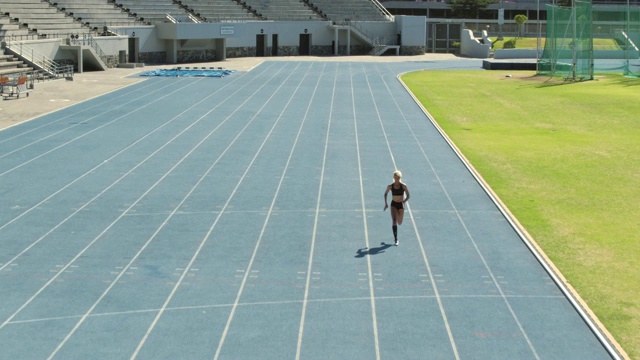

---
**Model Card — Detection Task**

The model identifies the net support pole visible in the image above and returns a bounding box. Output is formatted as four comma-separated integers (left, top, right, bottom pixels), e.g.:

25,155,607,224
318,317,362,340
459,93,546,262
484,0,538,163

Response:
536,0,541,72
572,1,577,81
626,0,630,75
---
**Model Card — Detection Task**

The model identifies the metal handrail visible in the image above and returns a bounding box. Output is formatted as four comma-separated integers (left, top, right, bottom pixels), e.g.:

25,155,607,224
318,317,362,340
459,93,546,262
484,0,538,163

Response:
4,40,74,79
165,13,179,23
188,13,201,23
344,20,397,46
369,0,394,21
165,13,201,23
68,34,110,66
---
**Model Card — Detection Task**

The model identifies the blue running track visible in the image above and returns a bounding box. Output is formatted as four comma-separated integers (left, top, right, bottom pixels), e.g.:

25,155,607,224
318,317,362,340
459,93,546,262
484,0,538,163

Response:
0,59,619,359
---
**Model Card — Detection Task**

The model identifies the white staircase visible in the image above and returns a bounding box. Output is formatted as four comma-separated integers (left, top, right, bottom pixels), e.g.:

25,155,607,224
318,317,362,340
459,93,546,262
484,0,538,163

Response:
4,40,74,78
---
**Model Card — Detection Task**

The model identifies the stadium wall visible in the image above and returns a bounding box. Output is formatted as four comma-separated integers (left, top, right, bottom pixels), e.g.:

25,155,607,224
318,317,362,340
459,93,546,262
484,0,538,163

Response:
33,16,425,69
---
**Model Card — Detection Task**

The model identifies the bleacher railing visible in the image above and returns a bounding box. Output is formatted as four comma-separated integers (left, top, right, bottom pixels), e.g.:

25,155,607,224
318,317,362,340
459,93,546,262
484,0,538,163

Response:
369,0,394,21
4,41,74,79
341,20,397,46
0,32,91,43
615,29,639,51
165,13,202,23
68,34,110,67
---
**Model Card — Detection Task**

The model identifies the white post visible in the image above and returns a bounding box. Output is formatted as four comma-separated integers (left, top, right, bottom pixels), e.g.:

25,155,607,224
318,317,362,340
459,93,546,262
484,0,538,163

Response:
572,0,577,80
626,0,630,75
536,0,541,72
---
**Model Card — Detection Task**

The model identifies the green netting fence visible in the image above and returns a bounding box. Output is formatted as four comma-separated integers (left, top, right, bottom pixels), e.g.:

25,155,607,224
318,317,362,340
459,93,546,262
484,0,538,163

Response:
538,1,640,79
538,0,594,81
592,4,640,77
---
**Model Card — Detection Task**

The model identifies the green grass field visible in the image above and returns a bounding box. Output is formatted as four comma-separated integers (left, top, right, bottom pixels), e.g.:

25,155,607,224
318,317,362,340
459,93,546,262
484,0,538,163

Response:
492,36,621,50
402,71,639,359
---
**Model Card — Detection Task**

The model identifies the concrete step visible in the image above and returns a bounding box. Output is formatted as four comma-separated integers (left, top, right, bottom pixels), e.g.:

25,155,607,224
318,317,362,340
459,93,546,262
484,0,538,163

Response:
8,12,66,19
35,28,90,35
0,23,19,29
0,66,34,76
0,60,23,68
18,18,75,25
0,5,58,11
60,6,127,12
0,28,29,36
31,23,84,30
0,0,44,3
73,13,134,19
55,0,108,3
3,6,59,12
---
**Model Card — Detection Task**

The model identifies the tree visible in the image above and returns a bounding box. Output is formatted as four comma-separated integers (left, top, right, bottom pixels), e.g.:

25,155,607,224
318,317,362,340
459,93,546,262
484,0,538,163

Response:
448,0,498,19
514,14,528,38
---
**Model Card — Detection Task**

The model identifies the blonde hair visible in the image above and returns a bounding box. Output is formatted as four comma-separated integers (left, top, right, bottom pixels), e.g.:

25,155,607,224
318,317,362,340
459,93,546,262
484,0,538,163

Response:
393,170,402,179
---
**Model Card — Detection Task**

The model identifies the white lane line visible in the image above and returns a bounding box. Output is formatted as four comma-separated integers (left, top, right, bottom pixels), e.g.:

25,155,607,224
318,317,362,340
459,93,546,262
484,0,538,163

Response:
0,78,165,145
0,68,254,273
6,293,567,327
363,65,460,359
213,62,321,360
39,64,283,360
0,79,192,175
38,66,282,359
384,63,540,358
295,62,333,360
129,63,301,360
353,64,381,360
0,82,202,239
0,83,216,276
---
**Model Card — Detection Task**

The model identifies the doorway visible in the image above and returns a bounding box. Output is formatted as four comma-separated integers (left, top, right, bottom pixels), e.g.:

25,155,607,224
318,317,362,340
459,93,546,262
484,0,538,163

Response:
271,34,278,56
256,34,267,57
299,33,311,55
128,37,139,63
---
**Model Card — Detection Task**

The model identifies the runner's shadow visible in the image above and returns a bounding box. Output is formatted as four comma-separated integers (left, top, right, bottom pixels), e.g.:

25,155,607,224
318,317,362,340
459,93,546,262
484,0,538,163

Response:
355,242,393,258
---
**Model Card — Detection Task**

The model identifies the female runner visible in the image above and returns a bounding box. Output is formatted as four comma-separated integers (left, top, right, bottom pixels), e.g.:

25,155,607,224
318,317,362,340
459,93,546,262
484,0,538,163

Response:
383,170,410,245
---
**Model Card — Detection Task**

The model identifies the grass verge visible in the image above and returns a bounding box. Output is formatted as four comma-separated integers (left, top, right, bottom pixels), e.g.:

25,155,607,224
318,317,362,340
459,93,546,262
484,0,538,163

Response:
492,36,621,50
402,70,639,359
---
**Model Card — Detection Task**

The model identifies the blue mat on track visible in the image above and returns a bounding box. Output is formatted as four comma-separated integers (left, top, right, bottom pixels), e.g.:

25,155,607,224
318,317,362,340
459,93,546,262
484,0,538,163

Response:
139,68,235,77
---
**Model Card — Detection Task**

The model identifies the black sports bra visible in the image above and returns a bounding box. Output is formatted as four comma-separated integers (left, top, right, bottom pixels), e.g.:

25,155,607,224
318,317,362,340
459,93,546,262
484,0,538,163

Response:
390,183,404,196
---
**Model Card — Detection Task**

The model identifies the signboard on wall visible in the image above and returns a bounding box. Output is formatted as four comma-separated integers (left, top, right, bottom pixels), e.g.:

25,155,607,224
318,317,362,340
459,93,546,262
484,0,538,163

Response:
221,26,234,35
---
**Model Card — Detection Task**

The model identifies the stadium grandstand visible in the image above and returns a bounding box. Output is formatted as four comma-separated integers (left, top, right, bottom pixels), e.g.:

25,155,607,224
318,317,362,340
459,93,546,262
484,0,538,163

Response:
0,0,418,78
0,0,637,79
381,0,640,21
